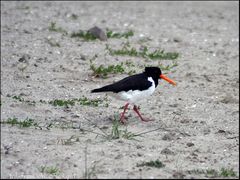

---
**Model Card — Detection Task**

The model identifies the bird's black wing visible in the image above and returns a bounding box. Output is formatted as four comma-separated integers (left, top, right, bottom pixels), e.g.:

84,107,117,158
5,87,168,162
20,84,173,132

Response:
91,73,153,93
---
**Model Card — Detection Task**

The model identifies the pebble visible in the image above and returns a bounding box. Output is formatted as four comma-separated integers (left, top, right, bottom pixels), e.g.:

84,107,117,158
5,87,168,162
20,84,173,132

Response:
88,26,107,41
186,142,194,147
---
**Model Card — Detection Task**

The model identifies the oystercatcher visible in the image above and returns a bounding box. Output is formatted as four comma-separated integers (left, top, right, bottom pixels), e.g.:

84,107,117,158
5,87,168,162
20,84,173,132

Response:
91,67,176,123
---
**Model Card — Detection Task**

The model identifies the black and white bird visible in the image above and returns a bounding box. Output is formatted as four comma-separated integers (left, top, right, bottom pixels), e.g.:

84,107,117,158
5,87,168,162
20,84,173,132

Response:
91,67,176,124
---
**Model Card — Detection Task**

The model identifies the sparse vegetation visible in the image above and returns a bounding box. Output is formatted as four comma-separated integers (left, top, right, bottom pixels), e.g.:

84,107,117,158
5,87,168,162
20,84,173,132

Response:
9,94,106,107
137,159,165,168
106,29,134,39
71,29,134,41
106,45,179,60
12,95,24,102
187,168,237,178
220,168,236,177
108,115,138,140
90,59,137,78
71,30,97,41
90,63,125,78
49,97,106,107
12,95,36,105
49,99,75,107
40,166,60,175
1,117,37,128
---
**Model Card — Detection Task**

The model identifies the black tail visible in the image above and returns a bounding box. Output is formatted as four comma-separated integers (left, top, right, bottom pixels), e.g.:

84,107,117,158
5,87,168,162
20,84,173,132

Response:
91,86,110,93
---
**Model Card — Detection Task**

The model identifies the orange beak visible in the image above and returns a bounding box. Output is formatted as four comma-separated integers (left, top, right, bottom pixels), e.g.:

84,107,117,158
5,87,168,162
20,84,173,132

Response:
160,74,176,86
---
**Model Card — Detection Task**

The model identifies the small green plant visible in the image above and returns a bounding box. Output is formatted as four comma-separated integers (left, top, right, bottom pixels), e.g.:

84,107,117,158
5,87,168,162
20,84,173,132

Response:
40,166,60,175
12,95,24,102
110,118,121,139
12,95,36,105
49,99,75,107
71,29,134,41
220,168,236,177
106,29,134,39
107,115,138,140
71,30,97,40
121,128,137,140
48,22,67,35
187,168,237,178
2,117,37,128
137,159,165,168
107,45,179,60
90,63,125,78
49,97,106,107
77,96,104,107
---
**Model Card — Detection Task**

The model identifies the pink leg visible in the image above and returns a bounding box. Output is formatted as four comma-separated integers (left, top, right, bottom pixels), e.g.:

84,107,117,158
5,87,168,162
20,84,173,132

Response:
120,103,129,124
133,105,153,122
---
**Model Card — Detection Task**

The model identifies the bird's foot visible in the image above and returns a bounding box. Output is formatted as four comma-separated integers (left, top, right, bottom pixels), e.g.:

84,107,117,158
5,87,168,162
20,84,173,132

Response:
133,105,154,123
140,117,154,122
119,103,129,124
119,114,127,124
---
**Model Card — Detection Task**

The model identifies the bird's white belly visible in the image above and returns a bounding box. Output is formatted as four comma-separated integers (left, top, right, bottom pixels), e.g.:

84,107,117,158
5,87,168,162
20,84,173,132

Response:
112,77,156,104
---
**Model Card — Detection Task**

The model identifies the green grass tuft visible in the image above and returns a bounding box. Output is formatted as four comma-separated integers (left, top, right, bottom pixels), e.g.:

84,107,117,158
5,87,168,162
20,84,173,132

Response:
49,99,75,107
187,168,237,178
106,114,138,140
49,97,106,107
40,166,60,175
77,97,104,107
90,63,125,78
107,45,179,60
71,30,97,41
2,117,37,128
107,29,134,39
12,95,24,102
220,168,236,177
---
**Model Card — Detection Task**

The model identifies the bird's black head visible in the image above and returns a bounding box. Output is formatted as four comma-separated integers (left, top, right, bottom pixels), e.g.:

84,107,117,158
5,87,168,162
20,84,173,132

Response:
144,66,176,86
144,67,162,79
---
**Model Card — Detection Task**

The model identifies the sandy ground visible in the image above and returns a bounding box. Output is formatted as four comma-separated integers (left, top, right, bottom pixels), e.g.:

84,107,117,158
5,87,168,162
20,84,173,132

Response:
1,1,239,179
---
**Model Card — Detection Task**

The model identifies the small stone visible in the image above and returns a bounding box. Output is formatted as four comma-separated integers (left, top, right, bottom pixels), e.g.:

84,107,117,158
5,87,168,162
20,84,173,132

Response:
217,129,226,133
88,26,107,41
80,54,87,60
186,142,194,147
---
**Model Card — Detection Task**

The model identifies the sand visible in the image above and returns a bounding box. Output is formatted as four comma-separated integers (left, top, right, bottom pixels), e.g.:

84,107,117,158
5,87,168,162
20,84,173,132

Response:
1,1,239,179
